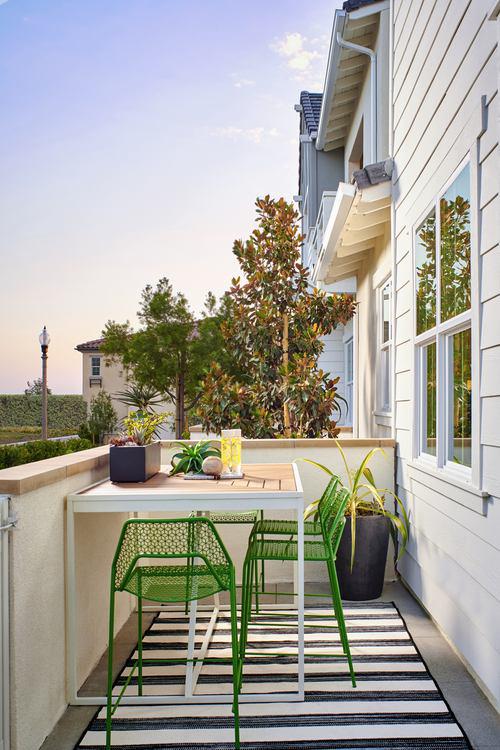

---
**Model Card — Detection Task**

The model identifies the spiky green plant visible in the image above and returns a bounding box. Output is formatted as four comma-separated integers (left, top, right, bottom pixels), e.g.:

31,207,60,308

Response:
169,440,221,475
302,440,410,569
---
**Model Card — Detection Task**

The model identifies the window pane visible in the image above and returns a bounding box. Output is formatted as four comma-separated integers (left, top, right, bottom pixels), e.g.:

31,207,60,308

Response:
440,165,471,322
91,357,101,376
415,211,436,334
423,342,437,456
380,347,391,412
382,282,391,343
450,328,471,467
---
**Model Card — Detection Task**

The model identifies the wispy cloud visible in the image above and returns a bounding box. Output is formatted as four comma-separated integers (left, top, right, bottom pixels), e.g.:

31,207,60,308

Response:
270,32,328,88
231,74,256,89
212,126,279,144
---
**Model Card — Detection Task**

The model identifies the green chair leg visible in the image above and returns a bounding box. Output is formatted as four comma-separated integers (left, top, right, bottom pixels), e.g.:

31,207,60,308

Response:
105,589,115,750
327,559,356,687
137,579,143,696
229,570,240,748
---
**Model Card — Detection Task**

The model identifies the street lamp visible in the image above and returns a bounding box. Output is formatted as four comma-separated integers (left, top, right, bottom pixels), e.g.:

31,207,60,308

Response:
39,326,50,440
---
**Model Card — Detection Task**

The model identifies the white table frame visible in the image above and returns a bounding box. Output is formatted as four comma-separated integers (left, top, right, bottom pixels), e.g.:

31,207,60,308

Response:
66,463,305,706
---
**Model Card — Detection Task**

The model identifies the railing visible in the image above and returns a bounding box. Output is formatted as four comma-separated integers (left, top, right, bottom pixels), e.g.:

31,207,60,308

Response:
304,191,337,277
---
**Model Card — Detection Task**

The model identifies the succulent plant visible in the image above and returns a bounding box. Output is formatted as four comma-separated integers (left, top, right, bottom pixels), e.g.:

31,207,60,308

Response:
170,440,220,475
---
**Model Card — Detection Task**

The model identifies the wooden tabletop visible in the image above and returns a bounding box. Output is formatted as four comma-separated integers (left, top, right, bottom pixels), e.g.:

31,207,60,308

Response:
78,463,298,496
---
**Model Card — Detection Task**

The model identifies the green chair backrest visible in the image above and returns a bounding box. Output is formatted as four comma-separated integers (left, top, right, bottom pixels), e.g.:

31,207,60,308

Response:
319,485,350,558
112,517,231,592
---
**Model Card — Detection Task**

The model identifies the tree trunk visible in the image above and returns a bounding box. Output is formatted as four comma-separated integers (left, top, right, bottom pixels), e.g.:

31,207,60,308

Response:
175,375,182,439
178,372,185,439
282,313,291,438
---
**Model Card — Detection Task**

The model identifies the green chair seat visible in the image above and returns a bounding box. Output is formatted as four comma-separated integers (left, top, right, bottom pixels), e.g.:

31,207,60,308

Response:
252,518,322,536
123,563,231,603
208,510,259,524
247,538,328,562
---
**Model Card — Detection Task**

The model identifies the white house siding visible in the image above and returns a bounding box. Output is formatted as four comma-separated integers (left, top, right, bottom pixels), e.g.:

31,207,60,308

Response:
318,328,348,425
392,0,500,708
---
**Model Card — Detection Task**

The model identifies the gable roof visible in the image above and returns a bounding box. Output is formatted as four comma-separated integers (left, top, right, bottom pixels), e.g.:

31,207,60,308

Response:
75,338,104,352
300,91,322,136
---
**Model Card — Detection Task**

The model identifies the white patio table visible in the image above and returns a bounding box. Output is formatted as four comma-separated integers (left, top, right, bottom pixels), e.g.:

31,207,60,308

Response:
66,462,305,706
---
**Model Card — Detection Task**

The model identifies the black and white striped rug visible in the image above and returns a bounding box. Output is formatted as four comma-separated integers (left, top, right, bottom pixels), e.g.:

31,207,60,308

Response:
76,602,472,749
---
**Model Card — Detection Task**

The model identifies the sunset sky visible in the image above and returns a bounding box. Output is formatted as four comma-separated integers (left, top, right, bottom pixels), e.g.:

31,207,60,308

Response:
0,0,338,393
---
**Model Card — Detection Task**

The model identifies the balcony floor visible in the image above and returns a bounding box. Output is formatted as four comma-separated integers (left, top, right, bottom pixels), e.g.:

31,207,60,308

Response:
40,580,500,750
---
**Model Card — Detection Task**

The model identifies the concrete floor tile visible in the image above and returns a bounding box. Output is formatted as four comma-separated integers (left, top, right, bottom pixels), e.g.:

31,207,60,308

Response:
442,680,500,747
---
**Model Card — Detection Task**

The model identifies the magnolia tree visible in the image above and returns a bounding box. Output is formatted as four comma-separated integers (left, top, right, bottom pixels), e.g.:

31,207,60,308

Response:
197,196,356,438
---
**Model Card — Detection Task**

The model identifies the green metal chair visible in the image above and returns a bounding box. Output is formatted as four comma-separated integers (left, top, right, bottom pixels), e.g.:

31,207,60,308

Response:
249,476,339,611
106,517,241,749
239,481,356,689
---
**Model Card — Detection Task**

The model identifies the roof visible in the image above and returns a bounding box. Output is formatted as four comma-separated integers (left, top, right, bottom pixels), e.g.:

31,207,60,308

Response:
352,160,392,189
342,0,380,10
75,338,104,352
300,91,322,136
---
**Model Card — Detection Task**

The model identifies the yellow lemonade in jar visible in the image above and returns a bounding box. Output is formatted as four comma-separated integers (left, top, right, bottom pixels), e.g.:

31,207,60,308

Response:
231,434,242,475
220,431,232,474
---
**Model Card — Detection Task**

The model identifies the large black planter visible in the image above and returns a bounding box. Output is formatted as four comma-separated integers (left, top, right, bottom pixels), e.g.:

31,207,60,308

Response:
336,515,390,600
109,442,161,483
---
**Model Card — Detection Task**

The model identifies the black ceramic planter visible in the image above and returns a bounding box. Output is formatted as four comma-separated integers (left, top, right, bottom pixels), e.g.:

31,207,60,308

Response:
336,514,390,601
109,442,161,483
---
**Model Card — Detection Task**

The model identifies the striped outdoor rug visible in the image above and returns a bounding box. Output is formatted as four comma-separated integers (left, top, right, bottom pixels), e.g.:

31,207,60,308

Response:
76,602,472,749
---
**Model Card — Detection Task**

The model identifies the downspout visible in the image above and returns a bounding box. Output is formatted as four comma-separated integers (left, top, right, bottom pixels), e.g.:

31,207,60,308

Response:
335,33,377,164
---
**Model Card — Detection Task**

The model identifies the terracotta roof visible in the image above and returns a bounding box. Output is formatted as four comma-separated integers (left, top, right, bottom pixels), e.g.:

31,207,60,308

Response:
300,91,323,136
75,338,104,352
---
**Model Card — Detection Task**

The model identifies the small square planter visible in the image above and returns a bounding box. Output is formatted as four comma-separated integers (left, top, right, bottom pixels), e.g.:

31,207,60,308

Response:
109,442,161,483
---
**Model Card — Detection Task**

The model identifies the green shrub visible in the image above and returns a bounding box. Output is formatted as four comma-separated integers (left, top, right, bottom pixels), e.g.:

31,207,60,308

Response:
0,394,87,430
0,437,92,470
78,391,117,446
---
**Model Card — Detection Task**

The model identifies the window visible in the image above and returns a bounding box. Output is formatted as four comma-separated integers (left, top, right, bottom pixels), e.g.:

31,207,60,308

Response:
378,279,392,414
345,337,354,426
414,163,472,473
91,356,101,377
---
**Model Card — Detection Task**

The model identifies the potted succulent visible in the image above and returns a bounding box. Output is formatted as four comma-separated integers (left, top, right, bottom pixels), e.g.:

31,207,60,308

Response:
109,411,167,483
169,440,222,477
304,442,410,600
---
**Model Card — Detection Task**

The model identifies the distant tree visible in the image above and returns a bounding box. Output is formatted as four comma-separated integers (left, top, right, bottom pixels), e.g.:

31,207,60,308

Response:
197,196,356,438
78,391,117,446
25,378,51,396
101,278,228,438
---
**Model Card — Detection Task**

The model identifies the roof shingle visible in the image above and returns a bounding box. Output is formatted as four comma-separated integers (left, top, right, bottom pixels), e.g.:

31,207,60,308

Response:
300,91,322,136
75,338,104,352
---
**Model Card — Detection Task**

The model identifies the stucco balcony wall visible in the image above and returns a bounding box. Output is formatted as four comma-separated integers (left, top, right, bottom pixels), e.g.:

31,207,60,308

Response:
0,438,394,750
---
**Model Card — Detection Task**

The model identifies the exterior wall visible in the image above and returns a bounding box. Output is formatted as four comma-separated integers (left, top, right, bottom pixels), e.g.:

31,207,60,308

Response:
0,438,394,750
81,350,128,421
81,350,175,437
392,0,500,709
353,226,392,439
299,139,344,238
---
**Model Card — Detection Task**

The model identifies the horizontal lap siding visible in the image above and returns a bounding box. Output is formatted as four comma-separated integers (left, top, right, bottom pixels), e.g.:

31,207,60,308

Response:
393,0,500,707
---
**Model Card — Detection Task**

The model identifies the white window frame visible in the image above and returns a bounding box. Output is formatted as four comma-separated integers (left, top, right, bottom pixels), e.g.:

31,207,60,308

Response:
344,336,354,427
91,356,101,377
412,155,476,485
377,277,392,416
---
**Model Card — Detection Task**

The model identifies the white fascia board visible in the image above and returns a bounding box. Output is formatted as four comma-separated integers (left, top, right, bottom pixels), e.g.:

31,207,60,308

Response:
316,10,347,151
315,182,356,282
348,0,389,20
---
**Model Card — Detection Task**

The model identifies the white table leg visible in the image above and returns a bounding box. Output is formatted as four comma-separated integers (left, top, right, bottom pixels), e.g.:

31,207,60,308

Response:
184,595,198,697
296,501,305,699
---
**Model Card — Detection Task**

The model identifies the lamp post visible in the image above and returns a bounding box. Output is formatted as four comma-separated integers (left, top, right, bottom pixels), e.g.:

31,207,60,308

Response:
39,326,50,440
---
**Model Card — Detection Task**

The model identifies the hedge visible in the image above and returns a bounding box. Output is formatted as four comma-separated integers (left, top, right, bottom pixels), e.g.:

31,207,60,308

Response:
0,437,93,470
0,394,87,430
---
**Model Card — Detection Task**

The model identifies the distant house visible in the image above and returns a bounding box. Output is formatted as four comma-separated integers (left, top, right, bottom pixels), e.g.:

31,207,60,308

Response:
298,0,500,711
75,337,175,436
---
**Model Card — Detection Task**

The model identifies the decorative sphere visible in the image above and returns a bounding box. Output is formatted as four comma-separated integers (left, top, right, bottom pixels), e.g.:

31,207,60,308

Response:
202,456,223,476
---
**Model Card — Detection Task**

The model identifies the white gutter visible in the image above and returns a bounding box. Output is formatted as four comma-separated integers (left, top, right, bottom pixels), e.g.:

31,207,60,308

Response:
336,33,377,163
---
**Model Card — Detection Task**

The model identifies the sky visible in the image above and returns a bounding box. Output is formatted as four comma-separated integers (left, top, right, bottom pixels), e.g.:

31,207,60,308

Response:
0,0,339,394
